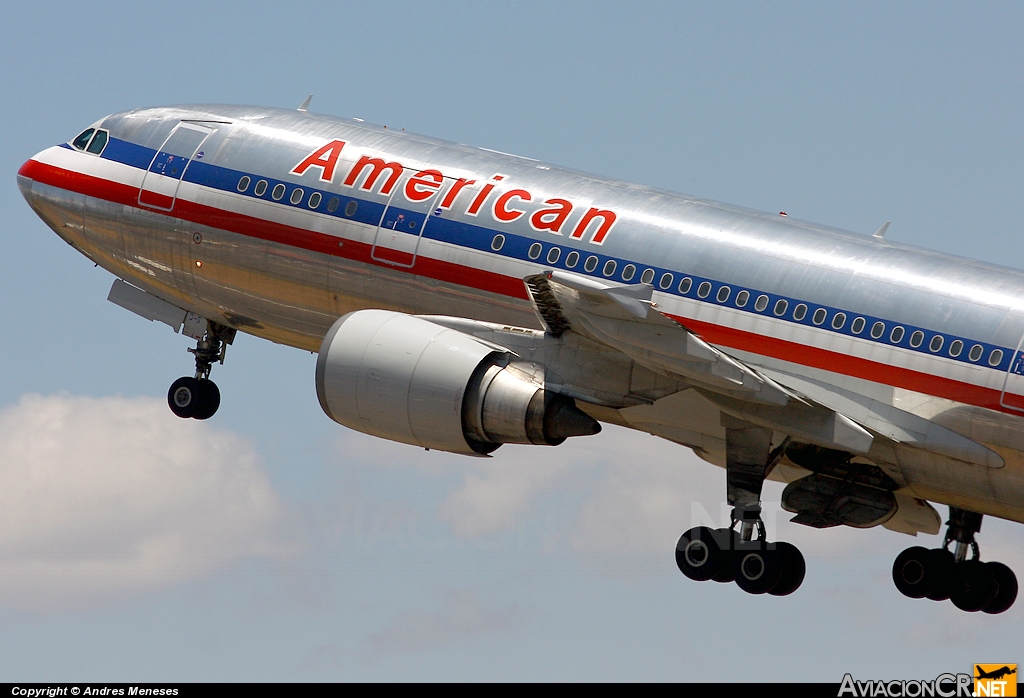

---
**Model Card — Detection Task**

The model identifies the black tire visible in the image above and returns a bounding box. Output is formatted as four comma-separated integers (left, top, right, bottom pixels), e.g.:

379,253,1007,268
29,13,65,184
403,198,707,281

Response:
925,548,955,601
768,542,806,597
712,529,738,583
982,562,1018,615
675,527,724,582
192,379,221,420
892,546,934,599
168,377,201,419
734,546,784,595
950,560,997,612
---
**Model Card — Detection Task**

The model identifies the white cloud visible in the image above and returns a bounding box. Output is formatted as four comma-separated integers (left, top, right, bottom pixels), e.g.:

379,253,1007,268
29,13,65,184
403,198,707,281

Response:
366,590,519,653
0,393,288,610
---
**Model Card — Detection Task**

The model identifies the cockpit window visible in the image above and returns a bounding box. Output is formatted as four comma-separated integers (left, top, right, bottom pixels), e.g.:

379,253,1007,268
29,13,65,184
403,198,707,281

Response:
72,128,95,150
71,128,109,155
86,129,108,154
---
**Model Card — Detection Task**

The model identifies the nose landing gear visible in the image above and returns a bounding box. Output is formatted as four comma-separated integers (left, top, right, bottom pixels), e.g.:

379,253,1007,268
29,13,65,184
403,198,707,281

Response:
892,507,1017,613
167,318,234,420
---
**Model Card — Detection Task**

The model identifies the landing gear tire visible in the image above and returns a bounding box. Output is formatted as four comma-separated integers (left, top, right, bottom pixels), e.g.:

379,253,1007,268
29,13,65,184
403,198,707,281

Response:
168,377,201,419
981,562,1018,615
768,542,806,597
192,379,220,420
925,548,955,601
168,377,220,420
893,546,937,599
950,560,997,612
676,527,725,582
734,547,784,595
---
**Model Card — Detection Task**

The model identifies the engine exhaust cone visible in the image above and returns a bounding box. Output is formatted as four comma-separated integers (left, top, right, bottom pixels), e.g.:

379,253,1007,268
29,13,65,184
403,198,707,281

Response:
544,395,602,441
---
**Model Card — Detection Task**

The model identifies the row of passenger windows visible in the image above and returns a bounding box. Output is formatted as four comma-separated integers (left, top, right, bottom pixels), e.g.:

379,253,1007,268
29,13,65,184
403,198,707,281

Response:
236,176,358,216
70,128,109,155
500,234,1005,366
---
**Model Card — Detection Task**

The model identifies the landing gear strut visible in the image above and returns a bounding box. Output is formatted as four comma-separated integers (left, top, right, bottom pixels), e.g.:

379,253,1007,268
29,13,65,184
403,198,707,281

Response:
676,421,806,596
892,507,1017,613
167,319,234,420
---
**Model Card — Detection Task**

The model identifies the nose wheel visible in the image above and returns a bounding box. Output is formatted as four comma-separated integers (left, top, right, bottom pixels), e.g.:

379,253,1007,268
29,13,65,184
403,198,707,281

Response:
892,507,1017,613
168,376,221,420
167,318,234,420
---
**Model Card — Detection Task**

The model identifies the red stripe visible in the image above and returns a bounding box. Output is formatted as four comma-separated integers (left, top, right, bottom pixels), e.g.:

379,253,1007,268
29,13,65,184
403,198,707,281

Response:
674,315,1005,411
22,158,1015,414
21,159,529,301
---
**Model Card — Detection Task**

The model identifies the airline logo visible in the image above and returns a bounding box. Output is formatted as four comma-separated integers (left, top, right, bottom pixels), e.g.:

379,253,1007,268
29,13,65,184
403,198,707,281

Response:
291,140,618,245
974,665,1017,697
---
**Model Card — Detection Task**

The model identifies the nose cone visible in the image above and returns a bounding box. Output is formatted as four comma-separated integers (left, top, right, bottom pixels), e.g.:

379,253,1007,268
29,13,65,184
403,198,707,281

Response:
17,156,39,206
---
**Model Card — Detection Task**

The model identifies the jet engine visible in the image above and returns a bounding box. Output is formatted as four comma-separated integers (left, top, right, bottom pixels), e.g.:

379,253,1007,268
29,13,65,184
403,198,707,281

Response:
315,310,601,455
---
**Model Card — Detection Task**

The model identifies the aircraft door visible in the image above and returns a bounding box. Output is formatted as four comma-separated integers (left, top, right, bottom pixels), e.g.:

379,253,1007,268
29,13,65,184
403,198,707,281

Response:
1000,329,1024,411
139,122,215,211
370,172,450,268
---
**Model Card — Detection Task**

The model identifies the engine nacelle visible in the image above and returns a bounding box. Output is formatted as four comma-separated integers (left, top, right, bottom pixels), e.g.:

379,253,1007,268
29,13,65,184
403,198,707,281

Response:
315,310,601,455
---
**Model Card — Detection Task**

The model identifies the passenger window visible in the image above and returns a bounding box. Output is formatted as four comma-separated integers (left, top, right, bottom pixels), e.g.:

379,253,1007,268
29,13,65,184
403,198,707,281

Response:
659,273,674,290
641,269,655,285
327,197,340,213
754,295,769,312
969,344,983,362
871,321,885,339
290,188,304,205
949,339,963,357
272,184,286,200
851,317,865,334
86,130,108,155
793,303,807,321
72,128,95,151
678,277,692,294
528,243,543,260
237,176,251,193
254,180,268,196
989,349,1004,367
491,234,505,251
603,260,617,277
929,335,944,353
345,201,358,216
812,308,827,326
774,299,789,316
735,290,749,307
584,256,599,272
697,282,712,298
621,264,636,281
547,247,561,264
308,192,322,208
909,331,924,348
565,251,580,268
890,326,905,343
717,286,731,303
831,312,846,330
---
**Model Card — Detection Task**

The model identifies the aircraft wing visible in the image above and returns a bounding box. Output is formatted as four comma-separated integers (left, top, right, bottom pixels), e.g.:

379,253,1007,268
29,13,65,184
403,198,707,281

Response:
524,271,1003,470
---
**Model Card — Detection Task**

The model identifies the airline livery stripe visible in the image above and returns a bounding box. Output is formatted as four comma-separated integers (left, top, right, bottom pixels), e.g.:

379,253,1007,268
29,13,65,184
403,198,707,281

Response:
17,157,1017,413
84,137,1016,376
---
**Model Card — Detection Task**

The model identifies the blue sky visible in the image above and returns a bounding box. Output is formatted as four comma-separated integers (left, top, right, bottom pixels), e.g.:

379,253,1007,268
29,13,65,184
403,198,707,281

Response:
1,1,1022,681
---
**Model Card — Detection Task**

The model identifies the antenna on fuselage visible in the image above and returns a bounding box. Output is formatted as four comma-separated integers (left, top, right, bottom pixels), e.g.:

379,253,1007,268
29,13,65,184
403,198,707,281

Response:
297,94,313,112
872,221,891,240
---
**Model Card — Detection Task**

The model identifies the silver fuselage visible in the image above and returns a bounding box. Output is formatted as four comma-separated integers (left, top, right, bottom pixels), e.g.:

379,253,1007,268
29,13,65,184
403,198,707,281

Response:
18,104,1024,524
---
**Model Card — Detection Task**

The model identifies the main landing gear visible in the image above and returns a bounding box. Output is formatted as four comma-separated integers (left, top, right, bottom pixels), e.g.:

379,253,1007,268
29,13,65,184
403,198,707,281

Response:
167,319,235,420
676,421,806,596
892,507,1017,613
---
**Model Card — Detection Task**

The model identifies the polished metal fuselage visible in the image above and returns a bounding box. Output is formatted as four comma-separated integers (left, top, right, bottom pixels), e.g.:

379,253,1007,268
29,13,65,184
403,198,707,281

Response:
18,104,1024,524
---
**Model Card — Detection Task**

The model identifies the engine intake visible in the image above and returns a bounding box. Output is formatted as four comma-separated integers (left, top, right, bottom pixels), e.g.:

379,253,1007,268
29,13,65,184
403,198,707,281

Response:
315,310,600,455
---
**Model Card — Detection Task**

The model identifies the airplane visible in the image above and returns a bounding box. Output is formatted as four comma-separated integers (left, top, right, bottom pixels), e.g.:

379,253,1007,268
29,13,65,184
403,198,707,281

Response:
975,667,1017,681
16,100,1024,614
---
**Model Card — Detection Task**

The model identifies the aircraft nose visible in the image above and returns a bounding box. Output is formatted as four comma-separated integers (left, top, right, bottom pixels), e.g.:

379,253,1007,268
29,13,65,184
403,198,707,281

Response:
17,155,39,206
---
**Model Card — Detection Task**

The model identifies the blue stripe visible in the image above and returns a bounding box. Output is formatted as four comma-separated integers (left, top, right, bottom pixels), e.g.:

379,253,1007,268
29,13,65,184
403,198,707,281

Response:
93,137,1015,374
